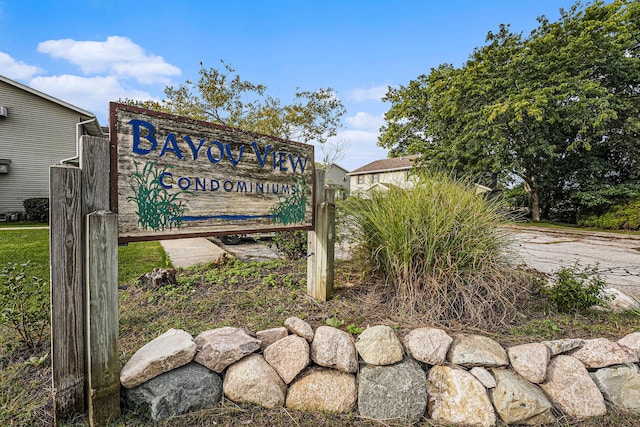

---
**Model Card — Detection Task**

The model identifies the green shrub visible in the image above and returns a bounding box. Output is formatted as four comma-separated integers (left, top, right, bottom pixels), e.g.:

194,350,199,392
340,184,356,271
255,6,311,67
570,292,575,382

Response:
0,262,50,349
22,198,49,223
578,199,640,230
342,171,532,328
543,262,612,312
269,230,308,260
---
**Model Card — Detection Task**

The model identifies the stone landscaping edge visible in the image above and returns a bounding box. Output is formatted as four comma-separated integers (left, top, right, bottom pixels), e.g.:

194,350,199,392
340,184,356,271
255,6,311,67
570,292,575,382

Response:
120,317,640,425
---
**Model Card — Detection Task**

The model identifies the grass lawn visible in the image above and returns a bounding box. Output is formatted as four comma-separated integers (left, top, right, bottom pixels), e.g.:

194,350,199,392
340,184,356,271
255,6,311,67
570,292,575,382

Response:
1,228,639,426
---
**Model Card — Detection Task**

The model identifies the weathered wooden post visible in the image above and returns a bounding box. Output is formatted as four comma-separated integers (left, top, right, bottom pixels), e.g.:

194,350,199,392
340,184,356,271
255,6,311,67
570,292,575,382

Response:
50,164,86,421
80,136,120,426
85,211,120,425
307,169,336,301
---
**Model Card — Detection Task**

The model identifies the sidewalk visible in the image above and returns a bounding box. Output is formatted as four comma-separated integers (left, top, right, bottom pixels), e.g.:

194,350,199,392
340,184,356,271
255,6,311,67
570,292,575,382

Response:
159,237,228,268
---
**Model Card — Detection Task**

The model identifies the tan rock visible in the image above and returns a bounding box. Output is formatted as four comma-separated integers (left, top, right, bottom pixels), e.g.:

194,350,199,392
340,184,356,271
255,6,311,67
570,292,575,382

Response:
284,316,314,342
490,368,555,425
193,327,260,373
311,325,358,373
263,334,310,384
355,325,403,366
569,338,638,369
618,332,640,358
447,334,508,368
427,365,496,427
507,343,550,384
470,367,497,389
223,354,286,409
256,327,289,351
286,367,357,413
541,338,584,356
120,328,196,389
540,355,606,418
403,327,453,365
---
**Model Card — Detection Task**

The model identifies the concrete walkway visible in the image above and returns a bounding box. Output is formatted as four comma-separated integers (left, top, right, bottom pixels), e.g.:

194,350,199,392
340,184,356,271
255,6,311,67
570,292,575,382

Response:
159,238,227,268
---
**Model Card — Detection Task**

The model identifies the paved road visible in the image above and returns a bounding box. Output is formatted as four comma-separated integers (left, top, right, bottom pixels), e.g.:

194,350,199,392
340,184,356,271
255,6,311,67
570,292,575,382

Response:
217,228,640,299
510,227,640,298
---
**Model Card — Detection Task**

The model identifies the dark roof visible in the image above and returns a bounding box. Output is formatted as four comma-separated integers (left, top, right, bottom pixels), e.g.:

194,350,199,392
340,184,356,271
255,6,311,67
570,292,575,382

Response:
349,154,420,175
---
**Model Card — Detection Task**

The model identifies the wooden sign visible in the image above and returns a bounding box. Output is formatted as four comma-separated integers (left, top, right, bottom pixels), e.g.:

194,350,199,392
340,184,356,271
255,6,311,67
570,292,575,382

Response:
110,103,314,242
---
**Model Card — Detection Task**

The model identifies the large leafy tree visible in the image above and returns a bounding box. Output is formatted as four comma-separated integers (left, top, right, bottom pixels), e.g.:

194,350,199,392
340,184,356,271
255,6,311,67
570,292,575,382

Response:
380,0,639,222
126,61,346,146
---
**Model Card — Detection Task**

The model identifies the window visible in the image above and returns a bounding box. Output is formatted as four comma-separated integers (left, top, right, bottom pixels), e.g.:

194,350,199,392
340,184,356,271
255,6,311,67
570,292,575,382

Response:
357,175,364,184
372,173,379,183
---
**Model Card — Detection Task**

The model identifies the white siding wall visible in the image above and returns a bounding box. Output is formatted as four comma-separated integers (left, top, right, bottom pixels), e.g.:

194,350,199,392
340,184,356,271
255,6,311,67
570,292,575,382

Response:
350,170,411,193
0,82,79,212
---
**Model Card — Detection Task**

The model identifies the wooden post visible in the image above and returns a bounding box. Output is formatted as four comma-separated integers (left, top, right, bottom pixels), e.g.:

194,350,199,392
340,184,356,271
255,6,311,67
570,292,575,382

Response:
81,136,120,425
50,165,86,421
315,189,336,300
80,136,110,213
85,211,120,426
307,169,336,301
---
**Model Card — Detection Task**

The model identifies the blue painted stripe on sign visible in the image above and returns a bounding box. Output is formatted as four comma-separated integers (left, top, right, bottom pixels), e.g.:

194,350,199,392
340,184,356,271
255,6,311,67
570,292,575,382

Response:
180,214,273,221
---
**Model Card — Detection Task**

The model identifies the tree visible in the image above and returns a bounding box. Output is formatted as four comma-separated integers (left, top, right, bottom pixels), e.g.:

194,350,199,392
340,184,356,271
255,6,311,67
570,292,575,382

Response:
126,61,346,146
379,0,640,222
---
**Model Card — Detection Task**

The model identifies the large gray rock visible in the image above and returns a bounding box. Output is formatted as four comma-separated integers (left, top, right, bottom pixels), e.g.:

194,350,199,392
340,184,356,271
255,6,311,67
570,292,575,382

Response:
618,332,640,357
542,338,584,356
539,355,606,418
403,327,453,365
125,362,222,421
284,316,314,342
263,334,310,384
590,364,640,412
358,360,427,420
507,343,550,384
121,328,197,389
569,338,638,369
447,334,508,368
193,327,260,373
310,326,358,373
355,325,404,366
286,367,357,413
427,365,496,427
223,354,286,409
257,327,288,351
489,368,555,425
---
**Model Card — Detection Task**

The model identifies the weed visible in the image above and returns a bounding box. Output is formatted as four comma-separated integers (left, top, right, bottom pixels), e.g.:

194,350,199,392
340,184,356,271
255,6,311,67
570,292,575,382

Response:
346,324,364,335
0,262,49,350
325,316,343,328
543,262,612,312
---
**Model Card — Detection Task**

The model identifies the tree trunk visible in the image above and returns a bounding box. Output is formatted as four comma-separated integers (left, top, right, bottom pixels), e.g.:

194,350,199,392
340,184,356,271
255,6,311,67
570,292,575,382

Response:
523,176,541,222
530,188,541,222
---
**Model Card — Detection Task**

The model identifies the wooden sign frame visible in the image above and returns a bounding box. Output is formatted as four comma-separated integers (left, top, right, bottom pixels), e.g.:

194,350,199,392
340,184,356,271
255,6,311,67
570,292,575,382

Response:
109,103,315,243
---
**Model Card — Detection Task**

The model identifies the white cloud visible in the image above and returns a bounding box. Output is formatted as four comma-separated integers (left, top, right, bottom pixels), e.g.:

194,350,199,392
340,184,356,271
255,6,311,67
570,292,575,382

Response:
347,85,389,102
29,74,155,123
37,36,181,84
327,128,388,171
0,51,42,80
345,111,385,132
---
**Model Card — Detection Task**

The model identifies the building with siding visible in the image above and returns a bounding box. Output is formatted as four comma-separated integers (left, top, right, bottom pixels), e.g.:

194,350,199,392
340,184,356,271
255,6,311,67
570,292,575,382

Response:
0,75,103,216
348,155,420,193
323,163,350,198
349,154,494,196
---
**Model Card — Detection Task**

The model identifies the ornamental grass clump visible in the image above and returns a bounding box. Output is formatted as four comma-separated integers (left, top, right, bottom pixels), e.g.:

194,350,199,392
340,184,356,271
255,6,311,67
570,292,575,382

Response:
342,172,532,328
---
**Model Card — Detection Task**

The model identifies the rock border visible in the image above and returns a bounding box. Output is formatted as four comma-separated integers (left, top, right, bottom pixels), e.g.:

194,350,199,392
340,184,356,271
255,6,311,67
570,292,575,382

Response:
120,316,640,424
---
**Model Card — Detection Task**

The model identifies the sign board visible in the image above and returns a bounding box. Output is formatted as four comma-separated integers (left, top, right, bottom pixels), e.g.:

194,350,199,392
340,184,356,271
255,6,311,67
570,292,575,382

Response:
110,103,315,242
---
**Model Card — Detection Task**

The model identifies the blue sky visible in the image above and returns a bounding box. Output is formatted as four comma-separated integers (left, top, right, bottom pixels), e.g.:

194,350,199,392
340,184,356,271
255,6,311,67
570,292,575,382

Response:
1,0,580,171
